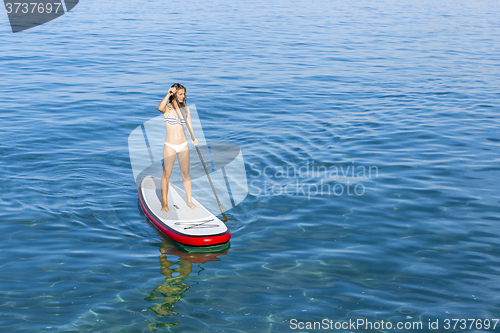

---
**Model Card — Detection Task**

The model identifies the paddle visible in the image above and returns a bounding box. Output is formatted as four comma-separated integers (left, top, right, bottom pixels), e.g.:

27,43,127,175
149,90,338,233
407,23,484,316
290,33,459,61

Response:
171,93,228,222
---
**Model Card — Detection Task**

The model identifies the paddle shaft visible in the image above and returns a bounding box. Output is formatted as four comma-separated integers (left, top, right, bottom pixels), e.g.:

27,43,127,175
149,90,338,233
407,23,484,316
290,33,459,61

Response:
171,94,228,222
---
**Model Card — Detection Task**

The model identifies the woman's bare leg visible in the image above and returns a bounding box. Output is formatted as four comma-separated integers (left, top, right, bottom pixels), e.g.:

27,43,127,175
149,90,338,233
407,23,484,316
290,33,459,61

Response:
177,145,198,210
161,145,177,212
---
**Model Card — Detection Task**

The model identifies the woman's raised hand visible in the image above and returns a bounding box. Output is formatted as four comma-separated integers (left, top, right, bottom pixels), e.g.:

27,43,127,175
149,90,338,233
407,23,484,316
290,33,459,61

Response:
168,87,177,96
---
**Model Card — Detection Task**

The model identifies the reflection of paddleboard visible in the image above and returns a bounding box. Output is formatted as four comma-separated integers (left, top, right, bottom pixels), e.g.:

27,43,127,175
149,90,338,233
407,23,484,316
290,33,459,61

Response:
138,175,231,246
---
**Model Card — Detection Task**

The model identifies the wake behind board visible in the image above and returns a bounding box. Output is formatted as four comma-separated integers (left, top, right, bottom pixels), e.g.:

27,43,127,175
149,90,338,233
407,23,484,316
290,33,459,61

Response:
138,175,231,246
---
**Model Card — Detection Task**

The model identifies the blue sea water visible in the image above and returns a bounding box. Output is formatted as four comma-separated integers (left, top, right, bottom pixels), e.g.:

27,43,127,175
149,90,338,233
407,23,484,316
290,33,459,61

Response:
1,0,500,332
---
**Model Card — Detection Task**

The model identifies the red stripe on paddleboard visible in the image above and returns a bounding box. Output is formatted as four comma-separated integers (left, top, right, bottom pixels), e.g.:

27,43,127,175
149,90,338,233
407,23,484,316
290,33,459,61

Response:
138,187,231,246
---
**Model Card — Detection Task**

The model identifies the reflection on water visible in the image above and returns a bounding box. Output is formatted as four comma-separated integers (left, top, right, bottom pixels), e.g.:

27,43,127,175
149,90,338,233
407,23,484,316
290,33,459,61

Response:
145,239,230,331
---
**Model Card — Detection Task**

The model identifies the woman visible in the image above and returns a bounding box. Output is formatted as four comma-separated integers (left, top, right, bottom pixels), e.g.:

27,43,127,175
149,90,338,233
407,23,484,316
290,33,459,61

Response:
158,83,198,212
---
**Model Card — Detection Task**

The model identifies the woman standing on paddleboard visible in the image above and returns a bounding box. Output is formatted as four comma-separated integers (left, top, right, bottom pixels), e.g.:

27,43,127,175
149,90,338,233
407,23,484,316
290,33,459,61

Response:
158,83,199,212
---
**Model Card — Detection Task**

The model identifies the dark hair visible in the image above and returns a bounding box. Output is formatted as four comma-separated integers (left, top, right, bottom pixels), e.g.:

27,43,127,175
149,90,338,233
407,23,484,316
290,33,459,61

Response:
168,83,187,107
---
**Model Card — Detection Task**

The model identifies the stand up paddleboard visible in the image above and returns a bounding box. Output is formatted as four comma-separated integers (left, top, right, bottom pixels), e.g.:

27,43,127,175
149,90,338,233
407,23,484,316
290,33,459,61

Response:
138,175,231,246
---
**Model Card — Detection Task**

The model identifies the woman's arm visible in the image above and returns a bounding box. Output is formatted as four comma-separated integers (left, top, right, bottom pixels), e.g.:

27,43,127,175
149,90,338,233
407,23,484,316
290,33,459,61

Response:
158,94,169,113
158,94,171,113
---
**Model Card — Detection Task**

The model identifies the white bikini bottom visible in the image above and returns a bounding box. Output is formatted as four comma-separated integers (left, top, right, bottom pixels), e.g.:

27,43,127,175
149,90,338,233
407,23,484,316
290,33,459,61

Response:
164,141,188,153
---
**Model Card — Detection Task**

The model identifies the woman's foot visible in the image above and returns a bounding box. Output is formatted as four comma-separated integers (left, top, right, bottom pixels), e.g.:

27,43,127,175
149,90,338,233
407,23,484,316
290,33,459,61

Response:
161,203,169,212
187,201,198,210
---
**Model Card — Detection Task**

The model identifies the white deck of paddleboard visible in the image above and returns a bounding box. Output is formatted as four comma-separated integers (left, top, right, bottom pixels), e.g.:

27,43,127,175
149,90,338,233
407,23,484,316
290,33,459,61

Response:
140,176,228,236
